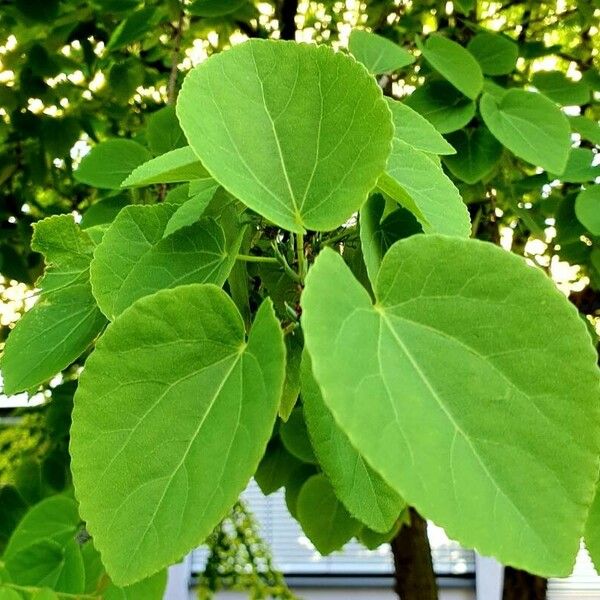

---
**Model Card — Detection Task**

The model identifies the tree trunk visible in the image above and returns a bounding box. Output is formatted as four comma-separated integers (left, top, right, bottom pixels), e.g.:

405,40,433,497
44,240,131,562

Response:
277,0,298,40
502,567,547,600
391,508,438,600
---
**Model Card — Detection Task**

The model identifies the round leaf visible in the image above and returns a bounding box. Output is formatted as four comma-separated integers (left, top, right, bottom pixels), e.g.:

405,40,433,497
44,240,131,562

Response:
75,140,151,190
467,33,518,76
480,90,571,174
301,238,600,576
296,474,361,554
532,71,591,106
404,81,476,134
279,406,317,464
177,39,393,233
348,29,414,75
71,286,285,585
417,35,483,100
442,126,503,184
575,186,600,235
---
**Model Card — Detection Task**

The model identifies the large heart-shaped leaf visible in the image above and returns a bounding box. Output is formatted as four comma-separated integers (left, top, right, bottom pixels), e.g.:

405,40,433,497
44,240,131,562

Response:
480,90,571,173
177,39,393,233
301,238,599,576
71,286,285,584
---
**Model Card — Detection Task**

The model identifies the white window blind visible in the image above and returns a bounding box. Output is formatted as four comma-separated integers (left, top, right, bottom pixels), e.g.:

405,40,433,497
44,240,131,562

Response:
548,544,600,599
192,480,475,577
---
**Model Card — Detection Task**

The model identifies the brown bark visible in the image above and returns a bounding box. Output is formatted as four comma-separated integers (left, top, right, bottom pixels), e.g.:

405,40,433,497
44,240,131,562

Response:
391,508,438,600
502,567,547,600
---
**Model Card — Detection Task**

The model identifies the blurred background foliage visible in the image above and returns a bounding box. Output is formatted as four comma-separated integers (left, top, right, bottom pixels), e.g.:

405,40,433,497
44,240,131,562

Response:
0,0,598,598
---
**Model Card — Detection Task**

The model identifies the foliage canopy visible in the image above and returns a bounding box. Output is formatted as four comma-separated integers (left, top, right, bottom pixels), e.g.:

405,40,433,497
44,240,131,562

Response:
0,0,599,597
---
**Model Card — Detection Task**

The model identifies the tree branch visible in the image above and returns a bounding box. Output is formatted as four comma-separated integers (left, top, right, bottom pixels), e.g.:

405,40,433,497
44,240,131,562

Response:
278,0,298,41
167,11,185,105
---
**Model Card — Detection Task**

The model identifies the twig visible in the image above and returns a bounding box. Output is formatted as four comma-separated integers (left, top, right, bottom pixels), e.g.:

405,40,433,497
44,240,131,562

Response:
236,254,279,264
167,10,185,105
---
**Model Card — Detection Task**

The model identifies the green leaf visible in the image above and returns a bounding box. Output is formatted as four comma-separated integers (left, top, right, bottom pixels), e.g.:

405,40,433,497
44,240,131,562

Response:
348,30,414,75
5,539,85,594
0,589,23,600
404,81,476,134
81,542,104,594
466,32,518,76
453,0,475,13
569,115,600,146
75,140,152,190
80,195,130,229
109,59,144,103
41,117,81,158
255,438,301,495
302,354,405,532
480,90,571,173
187,0,247,17
122,147,212,188
147,106,187,156
417,35,483,100
4,496,80,560
88,204,174,318
358,519,403,550
360,194,421,285
575,186,600,235
106,7,158,50
91,205,240,319
553,148,600,183
279,406,317,464
1,217,106,394
31,215,96,293
71,286,285,585
301,239,599,576
163,181,219,238
386,98,455,155
585,486,600,572
279,332,303,421
0,486,28,554
30,590,59,600
103,570,167,600
296,474,361,554
177,39,393,233
284,464,317,519
378,141,471,237
532,71,591,106
15,0,59,21
442,126,503,184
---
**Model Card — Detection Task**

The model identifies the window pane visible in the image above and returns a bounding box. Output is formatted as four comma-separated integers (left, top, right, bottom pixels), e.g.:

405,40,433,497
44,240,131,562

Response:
192,480,475,577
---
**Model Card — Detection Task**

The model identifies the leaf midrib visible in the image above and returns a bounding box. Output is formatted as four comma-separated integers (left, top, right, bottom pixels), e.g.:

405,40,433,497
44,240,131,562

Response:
377,309,555,554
